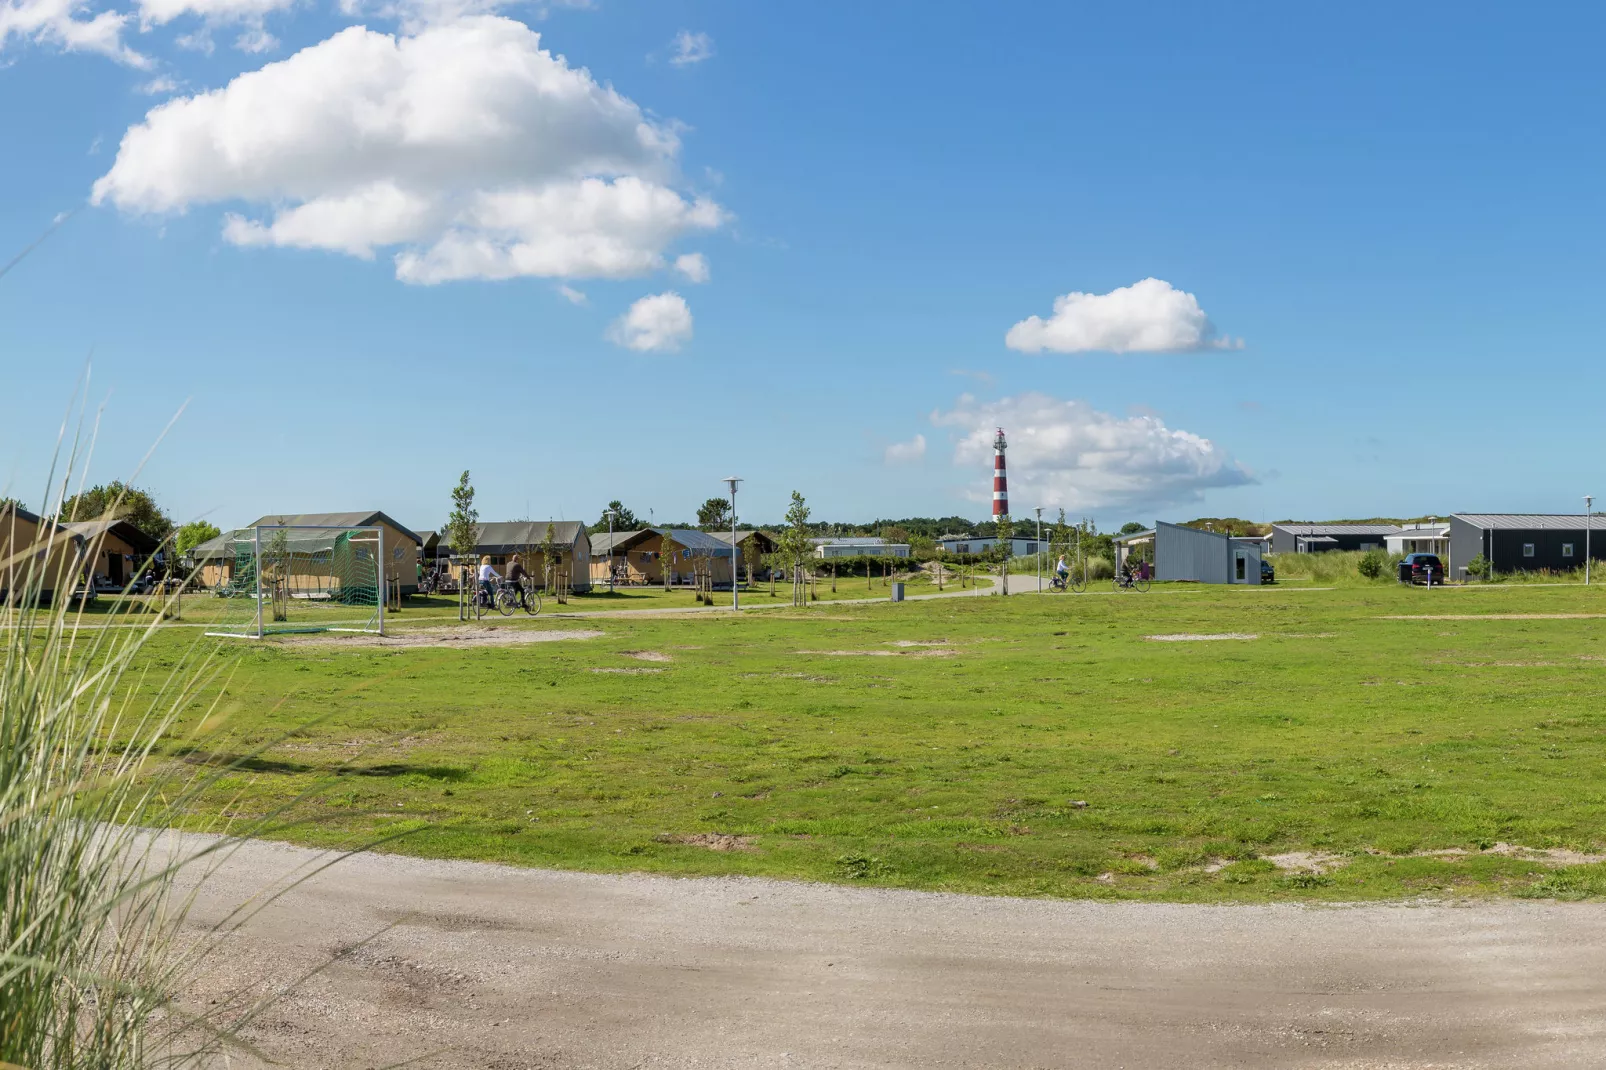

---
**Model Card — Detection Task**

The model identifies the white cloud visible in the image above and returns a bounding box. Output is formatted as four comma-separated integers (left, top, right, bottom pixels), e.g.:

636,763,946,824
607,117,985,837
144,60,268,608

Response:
1005,278,1241,354
884,434,926,465
0,0,149,66
931,392,1253,512
673,252,708,283
232,24,275,50
607,291,691,352
668,28,711,66
92,17,725,284
556,283,586,305
138,74,179,94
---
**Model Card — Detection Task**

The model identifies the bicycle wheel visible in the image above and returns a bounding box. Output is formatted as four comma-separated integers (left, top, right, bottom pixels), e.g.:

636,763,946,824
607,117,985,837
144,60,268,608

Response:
1134,575,1151,593
496,587,517,616
474,592,486,620
523,587,542,616
1070,570,1086,593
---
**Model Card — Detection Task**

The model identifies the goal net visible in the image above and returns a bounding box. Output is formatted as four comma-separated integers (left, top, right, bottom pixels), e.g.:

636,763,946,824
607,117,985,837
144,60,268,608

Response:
203,525,386,638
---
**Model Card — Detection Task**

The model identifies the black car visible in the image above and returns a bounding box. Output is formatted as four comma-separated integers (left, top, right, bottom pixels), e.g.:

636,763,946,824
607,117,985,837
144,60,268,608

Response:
1398,553,1444,585
1259,558,1275,583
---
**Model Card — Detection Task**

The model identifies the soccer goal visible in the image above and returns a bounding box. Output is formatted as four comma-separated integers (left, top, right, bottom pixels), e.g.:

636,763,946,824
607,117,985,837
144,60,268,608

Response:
204,525,387,639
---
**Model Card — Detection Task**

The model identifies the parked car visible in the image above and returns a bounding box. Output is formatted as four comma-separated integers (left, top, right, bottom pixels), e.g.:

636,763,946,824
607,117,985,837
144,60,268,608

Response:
1260,558,1275,583
1398,553,1444,585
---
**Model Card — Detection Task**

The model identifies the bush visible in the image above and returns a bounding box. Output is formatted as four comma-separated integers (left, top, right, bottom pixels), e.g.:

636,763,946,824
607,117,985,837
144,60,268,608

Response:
1356,549,1388,579
1465,553,1489,579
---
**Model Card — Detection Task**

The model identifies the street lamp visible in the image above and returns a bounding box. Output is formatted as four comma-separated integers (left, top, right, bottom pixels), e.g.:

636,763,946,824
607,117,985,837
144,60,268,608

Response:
724,477,742,610
604,508,617,594
1587,496,1594,586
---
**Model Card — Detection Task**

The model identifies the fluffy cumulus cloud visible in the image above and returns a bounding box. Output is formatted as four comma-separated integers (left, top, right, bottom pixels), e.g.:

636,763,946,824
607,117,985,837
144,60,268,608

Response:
607,291,691,352
91,16,724,283
673,252,708,283
668,29,711,66
931,392,1253,511
1005,278,1241,354
0,0,148,66
884,434,926,465
136,0,290,53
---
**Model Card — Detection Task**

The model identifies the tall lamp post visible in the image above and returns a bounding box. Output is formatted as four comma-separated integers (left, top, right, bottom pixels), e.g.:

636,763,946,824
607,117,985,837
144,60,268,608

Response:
724,477,742,610
1587,495,1594,586
604,508,617,594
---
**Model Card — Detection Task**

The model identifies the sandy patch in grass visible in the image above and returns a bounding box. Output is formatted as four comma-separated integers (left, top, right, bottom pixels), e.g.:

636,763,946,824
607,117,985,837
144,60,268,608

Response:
1265,851,1348,874
286,626,603,649
591,667,662,675
1411,843,1606,867
887,640,952,648
1379,613,1606,621
1145,633,1259,642
621,650,672,662
654,832,753,852
798,648,958,658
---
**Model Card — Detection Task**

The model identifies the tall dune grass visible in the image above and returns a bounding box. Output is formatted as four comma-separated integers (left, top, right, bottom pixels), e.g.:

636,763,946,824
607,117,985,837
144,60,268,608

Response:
0,450,262,1065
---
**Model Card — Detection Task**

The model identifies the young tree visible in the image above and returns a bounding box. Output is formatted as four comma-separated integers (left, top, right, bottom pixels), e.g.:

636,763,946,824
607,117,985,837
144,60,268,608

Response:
659,529,680,591
445,470,481,573
591,500,640,533
59,481,173,541
779,491,812,606
174,520,221,557
741,534,761,587
992,511,1012,595
696,497,731,530
541,522,561,589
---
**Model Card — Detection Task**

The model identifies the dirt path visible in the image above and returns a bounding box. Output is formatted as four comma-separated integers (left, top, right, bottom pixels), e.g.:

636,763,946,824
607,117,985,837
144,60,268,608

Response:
176,833,1606,1069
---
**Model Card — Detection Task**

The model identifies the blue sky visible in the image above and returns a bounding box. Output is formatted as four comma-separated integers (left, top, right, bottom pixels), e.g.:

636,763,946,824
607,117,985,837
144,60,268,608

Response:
4,2,1605,532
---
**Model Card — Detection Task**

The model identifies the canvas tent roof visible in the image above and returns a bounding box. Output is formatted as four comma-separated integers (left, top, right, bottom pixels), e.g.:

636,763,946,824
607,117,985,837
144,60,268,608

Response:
245,511,423,545
473,521,589,554
590,530,640,554
60,518,161,556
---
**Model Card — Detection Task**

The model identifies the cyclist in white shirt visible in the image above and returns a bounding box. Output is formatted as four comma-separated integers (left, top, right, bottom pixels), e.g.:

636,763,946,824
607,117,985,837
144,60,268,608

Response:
477,555,499,608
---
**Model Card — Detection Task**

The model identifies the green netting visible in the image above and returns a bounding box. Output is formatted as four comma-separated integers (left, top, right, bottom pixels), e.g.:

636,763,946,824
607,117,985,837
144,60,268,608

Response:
204,526,384,637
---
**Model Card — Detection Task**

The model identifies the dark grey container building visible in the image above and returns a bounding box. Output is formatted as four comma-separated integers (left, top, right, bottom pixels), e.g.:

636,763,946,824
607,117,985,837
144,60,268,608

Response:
1269,524,1397,554
1449,514,1605,578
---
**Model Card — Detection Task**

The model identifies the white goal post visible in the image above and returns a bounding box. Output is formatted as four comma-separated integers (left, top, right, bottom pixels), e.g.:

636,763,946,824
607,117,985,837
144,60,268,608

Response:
202,524,386,639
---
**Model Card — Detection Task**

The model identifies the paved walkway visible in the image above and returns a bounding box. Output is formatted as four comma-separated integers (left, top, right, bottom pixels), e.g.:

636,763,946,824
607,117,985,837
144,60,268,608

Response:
175,833,1606,1069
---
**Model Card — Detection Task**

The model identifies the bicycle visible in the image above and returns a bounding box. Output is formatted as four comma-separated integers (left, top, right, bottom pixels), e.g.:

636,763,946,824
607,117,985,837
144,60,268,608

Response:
1113,569,1151,593
510,579,542,617
1049,570,1087,593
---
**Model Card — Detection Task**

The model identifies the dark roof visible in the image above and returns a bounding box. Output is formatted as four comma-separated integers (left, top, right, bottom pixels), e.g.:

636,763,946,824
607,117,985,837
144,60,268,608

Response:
474,521,589,553
0,503,45,526
415,529,439,548
1453,513,1603,530
661,528,732,554
245,511,423,545
1272,523,1399,536
60,518,161,555
590,530,641,553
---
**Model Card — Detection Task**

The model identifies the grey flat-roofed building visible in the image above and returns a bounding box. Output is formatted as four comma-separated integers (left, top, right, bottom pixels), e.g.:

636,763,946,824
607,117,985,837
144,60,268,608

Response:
1269,524,1398,554
1449,514,1605,577
1155,521,1261,584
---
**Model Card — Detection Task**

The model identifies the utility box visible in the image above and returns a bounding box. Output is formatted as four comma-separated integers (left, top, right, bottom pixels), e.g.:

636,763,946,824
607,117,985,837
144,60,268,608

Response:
890,581,905,602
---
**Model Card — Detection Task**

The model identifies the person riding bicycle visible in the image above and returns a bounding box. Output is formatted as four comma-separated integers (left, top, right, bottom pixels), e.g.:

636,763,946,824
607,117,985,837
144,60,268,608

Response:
506,554,530,609
477,555,499,608
1055,554,1069,582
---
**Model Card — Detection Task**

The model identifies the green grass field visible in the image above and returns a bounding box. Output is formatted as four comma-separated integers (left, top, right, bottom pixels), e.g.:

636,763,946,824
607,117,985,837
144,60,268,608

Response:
136,580,1606,902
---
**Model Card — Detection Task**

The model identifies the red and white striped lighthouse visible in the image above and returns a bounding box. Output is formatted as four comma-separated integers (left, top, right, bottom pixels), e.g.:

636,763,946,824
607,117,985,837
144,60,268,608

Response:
991,427,1008,517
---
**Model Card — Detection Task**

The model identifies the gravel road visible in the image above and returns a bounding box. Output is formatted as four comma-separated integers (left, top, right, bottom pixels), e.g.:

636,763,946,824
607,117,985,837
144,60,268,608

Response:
173,833,1606,1069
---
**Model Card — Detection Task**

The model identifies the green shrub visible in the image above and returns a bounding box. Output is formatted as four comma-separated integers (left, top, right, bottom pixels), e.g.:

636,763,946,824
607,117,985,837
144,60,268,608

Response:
1465,553,1489,579
1357,549,1389,579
